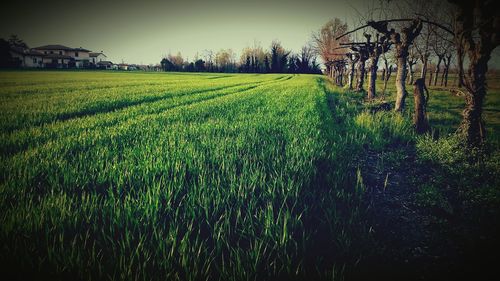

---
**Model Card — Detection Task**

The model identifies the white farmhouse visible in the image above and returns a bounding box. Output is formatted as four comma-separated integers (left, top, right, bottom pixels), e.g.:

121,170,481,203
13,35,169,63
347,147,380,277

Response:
9,44,111,69
32,45,93,68
90,52,107,65
9,47,45,68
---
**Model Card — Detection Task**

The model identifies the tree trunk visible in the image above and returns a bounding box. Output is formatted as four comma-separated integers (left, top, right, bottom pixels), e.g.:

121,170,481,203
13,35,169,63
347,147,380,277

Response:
420,54,429,79
434,57,442,86
428,72,433,86
382,69,389,97
382,65,392,97
381,68,386,81
444,57,451,87
395,55,408,111
366,19,422,111
458,57,488,146
408,63,415,85
440,60,446,86
367,57,379,100
348,62,355,90
456,47,465,88
413,78,430,134
356,59,366,92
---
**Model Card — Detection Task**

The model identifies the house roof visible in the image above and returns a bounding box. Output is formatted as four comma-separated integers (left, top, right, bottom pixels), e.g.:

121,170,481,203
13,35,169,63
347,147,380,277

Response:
90,52,106,57
26,50,45,56
44,54,73,59
33,45,91,52
33,44,73,50
97,60,113,65
10,47,45,57
73,47,91,52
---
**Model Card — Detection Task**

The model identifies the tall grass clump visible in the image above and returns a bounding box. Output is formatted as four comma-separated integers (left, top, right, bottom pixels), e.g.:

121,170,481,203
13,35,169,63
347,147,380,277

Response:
413,134,500,235
354,111,414,150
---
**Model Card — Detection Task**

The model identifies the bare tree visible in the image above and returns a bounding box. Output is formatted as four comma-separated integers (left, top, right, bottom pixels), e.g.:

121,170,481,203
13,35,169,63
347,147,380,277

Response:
381,51,394,96
240,42,267,73
449,0,500,146
367,34,391,100
354,44,369,92
414,24,433,81
441,52,453,86
367,19,423,111
313,18,351,79
215,49,236,72
432,42,446,86
203,49,214,72
346,53,360,90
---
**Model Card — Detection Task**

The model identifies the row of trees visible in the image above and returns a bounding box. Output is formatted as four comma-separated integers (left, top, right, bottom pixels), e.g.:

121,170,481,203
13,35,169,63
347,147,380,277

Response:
160,41,321,74
315,0,499,149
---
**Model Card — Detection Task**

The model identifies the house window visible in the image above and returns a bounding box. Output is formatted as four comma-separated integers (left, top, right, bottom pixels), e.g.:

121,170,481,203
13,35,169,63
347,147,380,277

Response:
33,58,37,63
59,51,62,55
50,51,53,54
44,51,47,54
75,52,79,57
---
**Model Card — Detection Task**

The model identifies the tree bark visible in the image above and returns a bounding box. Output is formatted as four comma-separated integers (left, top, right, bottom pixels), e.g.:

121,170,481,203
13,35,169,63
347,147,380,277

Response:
456,47,465,88
458,56,488,146
413,78,430,134
366,20,422,111
395,55,408,111
382,65,391,96
348,62,356,90
367,56,379,100
434,56,443,86
420,53,429,79
408,63,415,85
356,58,367,92
449,0,499,147
443,55,451,87
440,55,452,87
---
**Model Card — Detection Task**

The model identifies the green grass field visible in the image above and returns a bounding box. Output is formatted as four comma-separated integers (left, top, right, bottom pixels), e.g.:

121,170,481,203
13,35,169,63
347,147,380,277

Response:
0,71,499,280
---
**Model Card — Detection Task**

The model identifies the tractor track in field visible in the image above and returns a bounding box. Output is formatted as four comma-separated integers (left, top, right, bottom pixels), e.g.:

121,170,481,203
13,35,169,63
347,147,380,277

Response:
0,76,293,157
46,75,291,124
2,77,286,133
0,79,202,98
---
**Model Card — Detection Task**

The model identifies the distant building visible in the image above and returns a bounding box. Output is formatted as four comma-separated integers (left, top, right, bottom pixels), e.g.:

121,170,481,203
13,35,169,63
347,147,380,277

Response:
9,47,44,68
9,44,110,69
96,60,114,70
33,45,93,68
90,52,107,65
117,63,129,70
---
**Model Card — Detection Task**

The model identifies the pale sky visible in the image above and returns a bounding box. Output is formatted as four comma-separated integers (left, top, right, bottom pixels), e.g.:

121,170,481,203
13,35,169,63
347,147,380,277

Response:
1,0,499,67
1,0,370,65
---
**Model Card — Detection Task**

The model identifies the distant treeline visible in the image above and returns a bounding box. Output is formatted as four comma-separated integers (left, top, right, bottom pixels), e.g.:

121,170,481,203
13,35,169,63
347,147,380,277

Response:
160,41,322,74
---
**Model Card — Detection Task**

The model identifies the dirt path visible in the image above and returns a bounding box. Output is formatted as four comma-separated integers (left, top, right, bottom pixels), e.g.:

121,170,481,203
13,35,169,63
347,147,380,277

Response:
353,145,499,280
